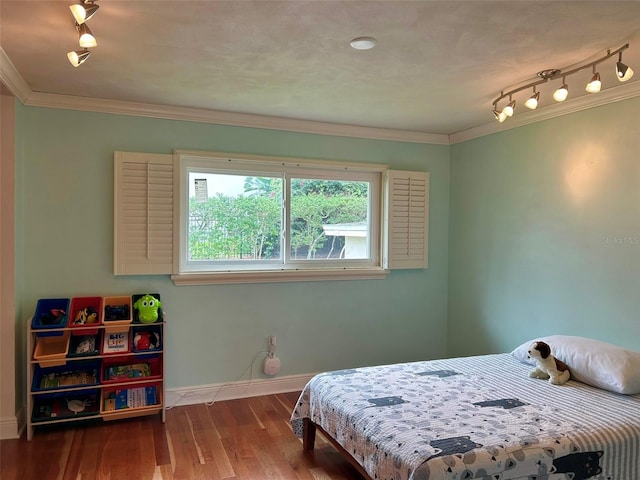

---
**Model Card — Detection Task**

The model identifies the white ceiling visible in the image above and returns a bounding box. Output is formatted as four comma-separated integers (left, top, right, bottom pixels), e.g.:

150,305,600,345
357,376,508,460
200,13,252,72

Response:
2,1,640,136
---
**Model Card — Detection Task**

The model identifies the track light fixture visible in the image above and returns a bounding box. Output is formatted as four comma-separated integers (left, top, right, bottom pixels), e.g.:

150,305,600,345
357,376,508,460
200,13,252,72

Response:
491,92,516,121
503,96,516,117
585,64,602,93
69,1,99,24
493,108,507,123
67,49,91,67
616,51,634,81
553,77,569,102
77,23,97,48
524,87,540,110
66,1,99,66
492,43,633,122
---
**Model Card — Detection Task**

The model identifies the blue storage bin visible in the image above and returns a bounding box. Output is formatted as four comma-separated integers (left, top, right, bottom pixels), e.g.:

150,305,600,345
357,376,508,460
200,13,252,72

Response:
31,389,100,422
32,359,101,392
131,325,162,352
31,298,70,336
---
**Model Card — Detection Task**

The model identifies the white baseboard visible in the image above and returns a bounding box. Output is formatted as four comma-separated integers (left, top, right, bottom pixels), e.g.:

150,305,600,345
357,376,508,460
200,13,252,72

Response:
0,413,20,440
165,373,315,409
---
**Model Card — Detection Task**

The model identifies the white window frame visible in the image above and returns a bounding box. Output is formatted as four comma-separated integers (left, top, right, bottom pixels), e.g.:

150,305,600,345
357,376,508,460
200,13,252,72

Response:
172,150,388,285
285,169,380,269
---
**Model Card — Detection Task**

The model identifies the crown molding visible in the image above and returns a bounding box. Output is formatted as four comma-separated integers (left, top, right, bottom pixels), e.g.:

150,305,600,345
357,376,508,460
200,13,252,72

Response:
3,45,639,146
0,47,447,144
24,91,450,145
0,48,31,102
450,80,640,144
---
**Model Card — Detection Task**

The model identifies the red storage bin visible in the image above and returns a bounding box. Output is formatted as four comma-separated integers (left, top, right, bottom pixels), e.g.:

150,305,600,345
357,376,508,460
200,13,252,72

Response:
101,354,162,385
68,296,103,335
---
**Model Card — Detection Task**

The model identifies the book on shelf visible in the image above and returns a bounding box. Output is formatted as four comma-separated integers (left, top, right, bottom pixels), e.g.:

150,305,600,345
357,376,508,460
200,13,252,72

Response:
102,331,129,353
103,385,158,411
39,369,98,389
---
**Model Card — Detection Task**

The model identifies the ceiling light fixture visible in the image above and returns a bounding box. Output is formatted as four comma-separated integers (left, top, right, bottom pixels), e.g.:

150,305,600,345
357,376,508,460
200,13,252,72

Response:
503,95,516,117
67,49,91,67
492,107,507,123
66,1,99,67
492,43,633,122
585,65,601,93
616,51,634,81
77,23,97,48
69,0,99,24
524,87,540,110
350,37,377,50
553,77,569,102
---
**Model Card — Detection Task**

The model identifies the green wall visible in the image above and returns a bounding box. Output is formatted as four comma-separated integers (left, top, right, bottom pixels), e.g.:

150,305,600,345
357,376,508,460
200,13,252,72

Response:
15,105,450,395
448,97,640,356
16,95,639,413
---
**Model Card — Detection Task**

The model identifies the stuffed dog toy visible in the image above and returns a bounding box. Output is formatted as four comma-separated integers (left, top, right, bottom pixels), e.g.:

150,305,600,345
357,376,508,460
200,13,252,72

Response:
528,341,571,385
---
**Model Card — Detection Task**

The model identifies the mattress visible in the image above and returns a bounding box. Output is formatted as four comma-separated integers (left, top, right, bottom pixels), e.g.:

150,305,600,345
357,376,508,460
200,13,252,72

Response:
290,353,640,480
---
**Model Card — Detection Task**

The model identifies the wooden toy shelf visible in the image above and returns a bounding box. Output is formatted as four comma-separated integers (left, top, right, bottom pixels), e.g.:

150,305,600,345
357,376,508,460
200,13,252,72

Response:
26,318,165,441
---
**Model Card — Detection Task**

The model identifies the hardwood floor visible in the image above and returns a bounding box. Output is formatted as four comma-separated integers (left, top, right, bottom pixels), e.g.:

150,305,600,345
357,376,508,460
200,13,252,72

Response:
0,392,364,480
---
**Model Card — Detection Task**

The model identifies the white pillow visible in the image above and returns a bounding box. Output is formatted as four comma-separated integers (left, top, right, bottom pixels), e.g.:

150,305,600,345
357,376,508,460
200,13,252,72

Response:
511,335,640,395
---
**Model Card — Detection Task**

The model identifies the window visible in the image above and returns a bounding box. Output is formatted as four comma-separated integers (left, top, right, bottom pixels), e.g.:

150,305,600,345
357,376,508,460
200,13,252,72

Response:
187,172,284,265
113,150,429,284
175,151,382,281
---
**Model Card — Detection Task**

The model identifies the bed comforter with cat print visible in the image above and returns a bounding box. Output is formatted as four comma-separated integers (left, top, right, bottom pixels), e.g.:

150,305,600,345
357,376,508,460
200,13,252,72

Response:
290,354,640,480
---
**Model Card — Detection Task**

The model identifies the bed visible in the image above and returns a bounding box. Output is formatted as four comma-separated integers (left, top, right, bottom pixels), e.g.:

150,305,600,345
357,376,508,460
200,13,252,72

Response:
290,336,640,480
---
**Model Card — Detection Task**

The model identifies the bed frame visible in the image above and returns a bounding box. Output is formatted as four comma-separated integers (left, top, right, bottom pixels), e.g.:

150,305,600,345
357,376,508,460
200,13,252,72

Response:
303,418,373,480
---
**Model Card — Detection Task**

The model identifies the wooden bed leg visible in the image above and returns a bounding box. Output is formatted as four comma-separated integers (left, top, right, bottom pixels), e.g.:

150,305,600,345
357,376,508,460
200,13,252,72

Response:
306,422,375,480
303,418,316,451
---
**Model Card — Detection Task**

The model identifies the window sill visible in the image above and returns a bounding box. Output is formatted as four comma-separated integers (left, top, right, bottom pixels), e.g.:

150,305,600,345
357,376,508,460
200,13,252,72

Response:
171,268,389,285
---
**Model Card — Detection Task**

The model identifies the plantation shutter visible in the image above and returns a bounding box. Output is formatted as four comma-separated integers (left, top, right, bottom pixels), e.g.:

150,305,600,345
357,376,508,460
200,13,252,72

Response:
384,170,429,269
114,151,174,275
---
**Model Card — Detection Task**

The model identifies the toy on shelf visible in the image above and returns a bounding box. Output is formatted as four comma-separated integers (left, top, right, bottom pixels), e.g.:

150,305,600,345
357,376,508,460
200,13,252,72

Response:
40,309,67,325
32,391,99,422
32,298,71,332
133,294,162,324
104,304,130,321
133,330,161,351
69,334,99,356
73,307,98,325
